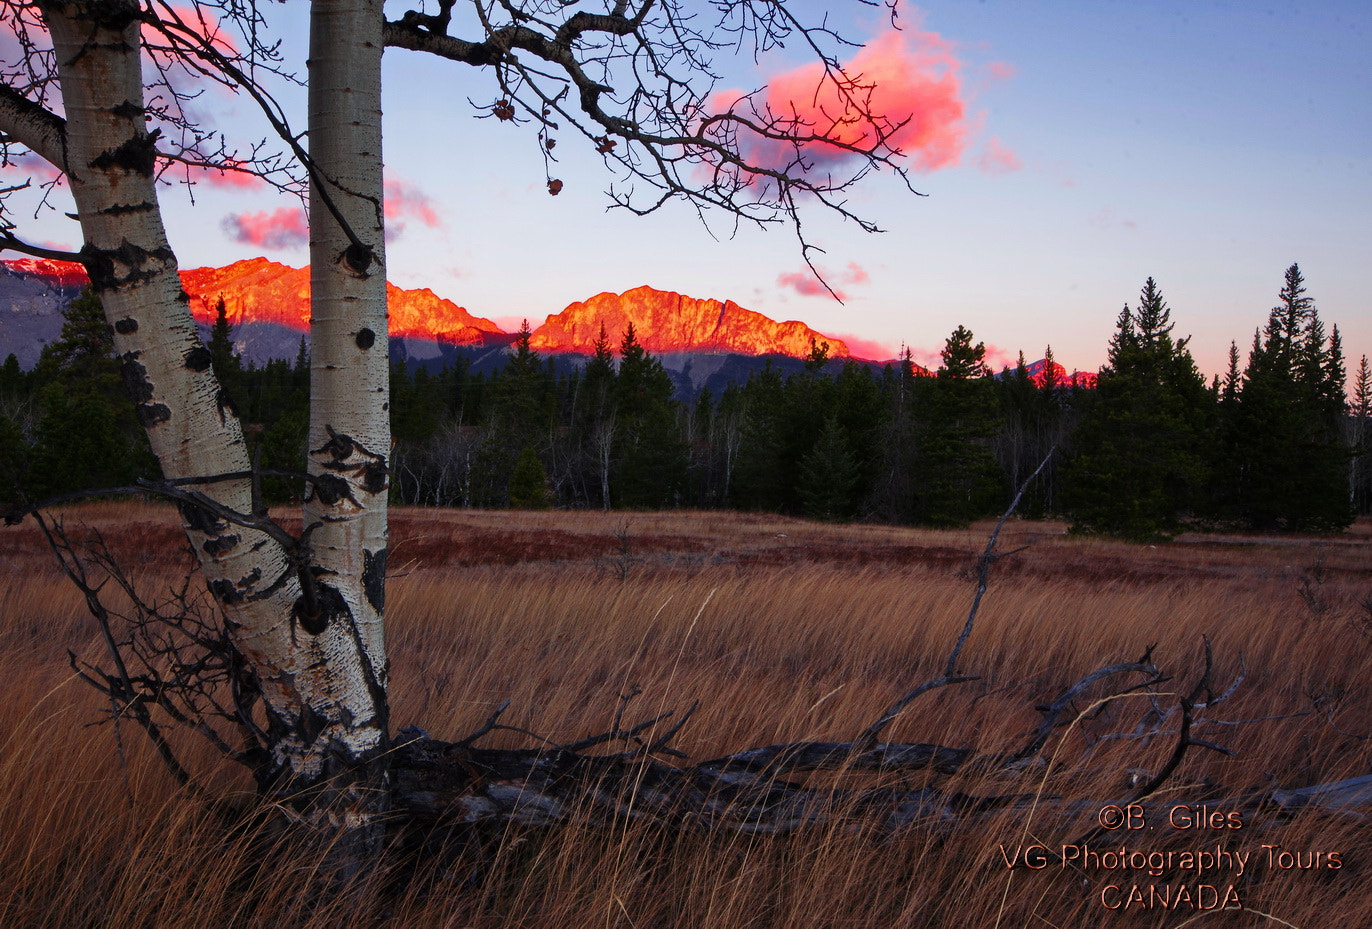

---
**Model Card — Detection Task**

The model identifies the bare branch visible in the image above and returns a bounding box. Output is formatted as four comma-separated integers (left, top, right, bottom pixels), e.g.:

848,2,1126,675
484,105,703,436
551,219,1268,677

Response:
384,0,924,274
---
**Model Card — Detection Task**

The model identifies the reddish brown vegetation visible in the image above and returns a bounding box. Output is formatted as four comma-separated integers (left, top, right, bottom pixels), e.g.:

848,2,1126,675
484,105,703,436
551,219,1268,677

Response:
2,503,1369,927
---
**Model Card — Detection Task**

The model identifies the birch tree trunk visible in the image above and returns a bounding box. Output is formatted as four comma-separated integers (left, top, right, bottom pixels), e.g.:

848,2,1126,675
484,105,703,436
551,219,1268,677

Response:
297,0,391,804
32,0,390,820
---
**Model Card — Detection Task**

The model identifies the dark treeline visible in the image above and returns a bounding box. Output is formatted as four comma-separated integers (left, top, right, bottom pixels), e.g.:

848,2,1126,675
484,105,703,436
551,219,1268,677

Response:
2,264,1367,539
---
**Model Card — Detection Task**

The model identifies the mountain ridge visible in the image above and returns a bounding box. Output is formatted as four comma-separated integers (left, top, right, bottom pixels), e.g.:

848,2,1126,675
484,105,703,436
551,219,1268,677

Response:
0,258,1094,388
531,285,854,360
0,257,871,366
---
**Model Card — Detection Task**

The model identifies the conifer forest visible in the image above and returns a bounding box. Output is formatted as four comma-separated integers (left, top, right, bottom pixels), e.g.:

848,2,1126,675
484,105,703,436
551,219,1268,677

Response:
2,264,1367,541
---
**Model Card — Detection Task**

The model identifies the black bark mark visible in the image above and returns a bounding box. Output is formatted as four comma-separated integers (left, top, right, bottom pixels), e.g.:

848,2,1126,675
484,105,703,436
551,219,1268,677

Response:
215,389,238,423
299,704,327,747
177,499,226,535
362,460,388,495
113,317,138,334
119,353,154,403
209,578,243,605
293,583,348,636
97,201,155,215
89,130,159,177
311,474,351,506
363,548,387,612
314,429,356,462
202,533,241,557
355,327,375,349
120,355,169,425
135,402,171,427
184,346,212,372
81,241,177,292
342,242,373,275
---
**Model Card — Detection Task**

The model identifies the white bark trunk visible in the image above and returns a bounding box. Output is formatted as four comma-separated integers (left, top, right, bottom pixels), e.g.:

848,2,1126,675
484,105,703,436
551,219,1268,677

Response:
301,0,391,769
34,1,389,799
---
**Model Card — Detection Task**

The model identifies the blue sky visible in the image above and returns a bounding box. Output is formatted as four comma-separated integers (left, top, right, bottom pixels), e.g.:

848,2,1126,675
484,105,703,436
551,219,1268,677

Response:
9,1,1369,379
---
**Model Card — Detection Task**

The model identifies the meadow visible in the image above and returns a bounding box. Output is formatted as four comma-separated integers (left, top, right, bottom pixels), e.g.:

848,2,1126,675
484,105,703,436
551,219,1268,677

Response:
1,502,1369,928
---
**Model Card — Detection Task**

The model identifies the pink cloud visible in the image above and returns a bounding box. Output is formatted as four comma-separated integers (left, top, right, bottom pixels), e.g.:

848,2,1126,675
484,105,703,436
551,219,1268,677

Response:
143,5,239,57
1,151,62,184
778,270,846,301
1089,208,1137,231
711,25,969,175
383,177,441,241
909,347,943,370
831,333,898,361
985,61,1017,83
982,344,1015,371
222,207,308,250
186,159,264,188
977,136,1021,174
777,261,872,300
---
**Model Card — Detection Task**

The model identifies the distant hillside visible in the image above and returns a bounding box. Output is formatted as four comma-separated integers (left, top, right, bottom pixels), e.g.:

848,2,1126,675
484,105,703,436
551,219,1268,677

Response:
0,259,91,369
531,285,854,359
0,257,1092,393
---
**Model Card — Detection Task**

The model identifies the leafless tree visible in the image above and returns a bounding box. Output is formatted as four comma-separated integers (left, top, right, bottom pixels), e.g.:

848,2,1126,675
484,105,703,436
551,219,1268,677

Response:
0,0,929,866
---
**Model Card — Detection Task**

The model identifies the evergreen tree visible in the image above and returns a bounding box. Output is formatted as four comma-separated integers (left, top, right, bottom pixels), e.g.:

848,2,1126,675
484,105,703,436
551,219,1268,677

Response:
1063,278,1210,541
995,346,1070,517
1351,354,1371,516
912,326,1003,526
205,295,245,420
1207,340,1246,520
479,320,556,504
255,390,309,503
832,361,882,502
293,336,310,389
865,348,922,522
804,336,830,373
576,323,618,509
0,412,27,509
496,320,552,447
938,325,989,379
508,444,551,509
29,289,158,497
796,414,859,521
0,353,23,395
1228,264,1352,530
612,323,687,507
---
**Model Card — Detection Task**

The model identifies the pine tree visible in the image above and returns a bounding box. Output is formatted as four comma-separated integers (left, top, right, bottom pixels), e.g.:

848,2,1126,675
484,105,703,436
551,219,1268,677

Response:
1207,340,1246,521
938,325,990,380
612,323,687,507
796,414,859,521
913,326,1003,526
1062,278,1210,541
1229,264,1352,530
508,444,551,509
485,320,555,502
29,289,158,497
0,412,26,509
205,295,244,419
0,353,23,396
995,345,1069,517
576,322,618,509
804,336,830,373
1040,344,1059,391
1351,355,1371,515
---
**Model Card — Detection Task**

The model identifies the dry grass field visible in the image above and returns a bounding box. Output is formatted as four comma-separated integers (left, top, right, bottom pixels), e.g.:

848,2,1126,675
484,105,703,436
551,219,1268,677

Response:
2,502,1369,928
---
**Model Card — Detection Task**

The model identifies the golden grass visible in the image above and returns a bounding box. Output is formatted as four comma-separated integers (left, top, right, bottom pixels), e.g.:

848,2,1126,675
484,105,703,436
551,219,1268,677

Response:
1,502,1369,927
